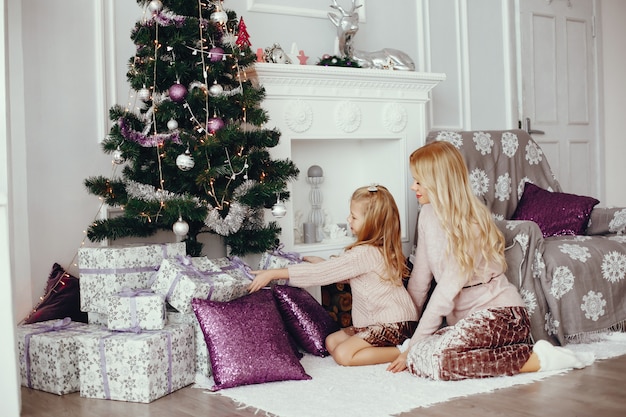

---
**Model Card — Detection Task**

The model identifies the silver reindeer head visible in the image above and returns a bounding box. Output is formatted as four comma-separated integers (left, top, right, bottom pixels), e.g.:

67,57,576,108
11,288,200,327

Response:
327,0,415,71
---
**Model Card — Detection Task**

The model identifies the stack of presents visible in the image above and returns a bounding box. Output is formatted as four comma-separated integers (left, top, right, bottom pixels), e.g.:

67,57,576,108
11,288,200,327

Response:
16,242,301,403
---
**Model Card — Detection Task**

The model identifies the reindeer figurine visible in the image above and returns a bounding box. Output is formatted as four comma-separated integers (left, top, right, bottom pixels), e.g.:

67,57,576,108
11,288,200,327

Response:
328,0,415,71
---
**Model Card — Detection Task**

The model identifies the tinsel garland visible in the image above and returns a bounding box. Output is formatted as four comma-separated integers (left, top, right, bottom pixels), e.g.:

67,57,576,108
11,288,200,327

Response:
118,117,182,147
150,10,187,27
124,179,260,236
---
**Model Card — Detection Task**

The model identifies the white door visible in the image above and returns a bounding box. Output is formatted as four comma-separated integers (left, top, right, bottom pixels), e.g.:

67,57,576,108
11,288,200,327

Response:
517,0,600,198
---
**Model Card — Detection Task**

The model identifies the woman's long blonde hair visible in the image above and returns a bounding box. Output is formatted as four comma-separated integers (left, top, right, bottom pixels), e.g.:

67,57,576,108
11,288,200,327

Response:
346,185,407,285
409,141,506,281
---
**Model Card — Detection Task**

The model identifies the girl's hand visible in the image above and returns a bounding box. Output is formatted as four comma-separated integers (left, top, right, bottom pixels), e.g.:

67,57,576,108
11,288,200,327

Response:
248,270,275,292
387,351,409,373
303,255,325,264
248,268,289,292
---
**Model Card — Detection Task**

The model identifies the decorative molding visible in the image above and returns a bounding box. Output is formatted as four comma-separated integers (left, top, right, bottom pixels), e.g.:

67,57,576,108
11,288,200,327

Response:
383,102,408,133
334,101,361,133
284,100,313,133
247,0,366,22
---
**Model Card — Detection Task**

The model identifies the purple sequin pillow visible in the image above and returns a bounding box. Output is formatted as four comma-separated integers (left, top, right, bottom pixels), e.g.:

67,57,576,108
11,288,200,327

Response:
272,285,340,357
512,182,600,237
192,289,310,391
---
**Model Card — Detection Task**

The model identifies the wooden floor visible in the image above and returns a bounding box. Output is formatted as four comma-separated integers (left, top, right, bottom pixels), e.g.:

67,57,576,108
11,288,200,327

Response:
20,353,626,417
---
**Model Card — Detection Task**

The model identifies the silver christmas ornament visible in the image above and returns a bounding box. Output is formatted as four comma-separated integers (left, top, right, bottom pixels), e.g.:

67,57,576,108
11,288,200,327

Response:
210,4,228,25
137,86,151,101
112,146,125,164
148,0,163,14
167,119,179,130
209,81,224,97
271,197,287,218
173,217,189,237
176,149,195,171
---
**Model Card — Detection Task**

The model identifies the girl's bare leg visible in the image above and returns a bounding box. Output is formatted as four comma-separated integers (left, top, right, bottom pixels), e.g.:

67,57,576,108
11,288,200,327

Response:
330,335,401,366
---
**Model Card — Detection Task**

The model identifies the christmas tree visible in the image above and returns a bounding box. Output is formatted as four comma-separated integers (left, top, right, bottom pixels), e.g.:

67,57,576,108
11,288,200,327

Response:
84,0,298,256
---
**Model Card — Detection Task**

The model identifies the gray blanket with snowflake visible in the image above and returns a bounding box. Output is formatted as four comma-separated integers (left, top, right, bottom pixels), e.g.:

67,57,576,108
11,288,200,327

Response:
498,211,626,345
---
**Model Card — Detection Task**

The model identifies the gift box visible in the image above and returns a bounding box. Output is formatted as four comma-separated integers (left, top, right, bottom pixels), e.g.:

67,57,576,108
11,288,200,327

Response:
167,311,211,378
151,256,250,314
87,312,107,326
76,322,194,403
78,242,186,314
211,256,255,283
258,244,303,270
107,289,166,332
16,318,92,395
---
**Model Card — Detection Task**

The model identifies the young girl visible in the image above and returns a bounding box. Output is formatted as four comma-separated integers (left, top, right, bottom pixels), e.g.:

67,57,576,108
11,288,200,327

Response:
249,185,418,366
387,140,594,380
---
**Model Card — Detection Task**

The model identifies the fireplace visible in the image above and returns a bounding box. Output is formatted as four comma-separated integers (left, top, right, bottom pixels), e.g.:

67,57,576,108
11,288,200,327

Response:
250,63,444,263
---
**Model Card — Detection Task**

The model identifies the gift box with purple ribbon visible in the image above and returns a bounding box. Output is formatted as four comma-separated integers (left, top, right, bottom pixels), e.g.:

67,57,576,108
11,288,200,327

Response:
75,322,194,403
151,256,250,314
258,244,303,270
106,288,166,332
78,242,186,314
167,311,211,378
16,318,93,395
211,256,256,284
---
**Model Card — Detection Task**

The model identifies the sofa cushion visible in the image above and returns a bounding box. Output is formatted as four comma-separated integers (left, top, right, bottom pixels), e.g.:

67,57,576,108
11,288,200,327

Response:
192,289,310,391
272,285,340,357
512,182,599,237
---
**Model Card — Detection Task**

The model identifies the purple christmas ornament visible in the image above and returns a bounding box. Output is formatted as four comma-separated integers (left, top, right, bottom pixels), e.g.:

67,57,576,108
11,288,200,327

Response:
209,47,225,62
168,83,188,103
207,116,225,133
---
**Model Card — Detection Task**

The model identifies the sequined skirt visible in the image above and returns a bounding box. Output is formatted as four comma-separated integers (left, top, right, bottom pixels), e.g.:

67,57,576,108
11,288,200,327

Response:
406,306,533,380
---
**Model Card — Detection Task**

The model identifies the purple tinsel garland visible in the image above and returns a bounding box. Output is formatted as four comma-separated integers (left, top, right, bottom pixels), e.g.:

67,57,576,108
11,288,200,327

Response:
118,118,182,147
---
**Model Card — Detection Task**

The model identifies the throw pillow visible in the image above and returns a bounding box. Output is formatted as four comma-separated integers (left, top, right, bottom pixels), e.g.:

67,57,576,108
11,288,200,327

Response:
23,263,88,324
192,289,311,391
512,182,600,237
272,285,340,357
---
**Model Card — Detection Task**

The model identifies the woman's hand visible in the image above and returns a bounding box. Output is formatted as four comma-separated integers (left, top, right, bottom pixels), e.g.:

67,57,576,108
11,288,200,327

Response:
248,268,289,292
387,351,408,373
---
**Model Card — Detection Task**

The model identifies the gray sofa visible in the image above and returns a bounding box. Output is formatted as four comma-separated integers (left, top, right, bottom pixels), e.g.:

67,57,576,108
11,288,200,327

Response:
425,129,626,345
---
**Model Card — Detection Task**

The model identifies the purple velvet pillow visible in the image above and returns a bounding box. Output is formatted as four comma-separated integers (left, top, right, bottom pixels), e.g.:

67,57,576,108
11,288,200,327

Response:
512,182,600,237
272,285,340,357
192,289,310,391
23,263,88,324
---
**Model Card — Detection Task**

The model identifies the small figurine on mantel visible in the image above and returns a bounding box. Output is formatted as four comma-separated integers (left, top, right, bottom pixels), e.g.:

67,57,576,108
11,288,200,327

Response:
328,0,416,71
263,43,292,64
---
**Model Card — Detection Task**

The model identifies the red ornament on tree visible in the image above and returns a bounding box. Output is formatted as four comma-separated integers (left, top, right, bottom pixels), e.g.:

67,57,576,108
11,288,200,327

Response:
235,17,251,49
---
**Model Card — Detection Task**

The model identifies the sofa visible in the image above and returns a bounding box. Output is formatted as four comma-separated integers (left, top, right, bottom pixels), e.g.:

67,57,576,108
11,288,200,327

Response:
424,129,626,345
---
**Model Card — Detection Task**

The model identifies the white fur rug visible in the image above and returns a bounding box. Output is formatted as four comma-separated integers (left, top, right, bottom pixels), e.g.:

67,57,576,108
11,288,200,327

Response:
195,332,626,417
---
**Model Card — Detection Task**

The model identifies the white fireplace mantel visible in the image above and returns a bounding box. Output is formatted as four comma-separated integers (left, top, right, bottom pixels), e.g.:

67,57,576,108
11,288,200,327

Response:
250,63,445,260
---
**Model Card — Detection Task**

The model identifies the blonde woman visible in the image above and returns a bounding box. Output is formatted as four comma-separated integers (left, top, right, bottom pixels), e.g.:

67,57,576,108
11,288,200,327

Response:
387,140,594,380
249,185,418,366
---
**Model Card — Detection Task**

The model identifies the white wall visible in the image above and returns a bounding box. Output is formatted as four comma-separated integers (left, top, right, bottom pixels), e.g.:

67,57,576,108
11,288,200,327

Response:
600,0,626,207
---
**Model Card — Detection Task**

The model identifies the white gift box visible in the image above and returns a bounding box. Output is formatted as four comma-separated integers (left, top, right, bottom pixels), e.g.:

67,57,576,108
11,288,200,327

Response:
107,289,166,332
78,242,186,314
87,312,107,326
151,256,250,314
76,322,194,403
16,318,93,395
259,245,303,269
167,311,211,378
211,256,256,283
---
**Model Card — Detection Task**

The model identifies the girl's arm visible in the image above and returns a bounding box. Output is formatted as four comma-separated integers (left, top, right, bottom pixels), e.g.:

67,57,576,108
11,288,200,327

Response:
248,268,289,292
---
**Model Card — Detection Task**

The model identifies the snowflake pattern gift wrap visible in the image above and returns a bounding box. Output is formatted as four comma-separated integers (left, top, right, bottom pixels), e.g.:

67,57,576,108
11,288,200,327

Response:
167,310,212,378
78,242,186,314
258,245,304,269
211,256,256,283
106,289,166,332
75,322,194,403
16,318,93,395
151,256,250,314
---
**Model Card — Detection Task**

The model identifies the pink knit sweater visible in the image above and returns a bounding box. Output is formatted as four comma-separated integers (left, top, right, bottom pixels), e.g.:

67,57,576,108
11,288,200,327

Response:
287,245,418,328
407,204,525,345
